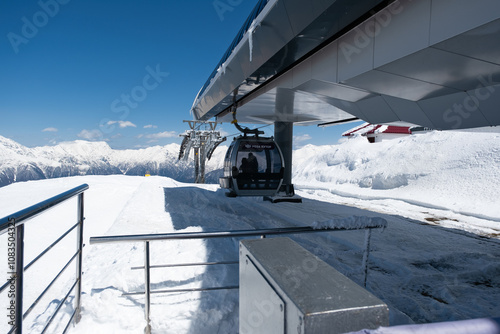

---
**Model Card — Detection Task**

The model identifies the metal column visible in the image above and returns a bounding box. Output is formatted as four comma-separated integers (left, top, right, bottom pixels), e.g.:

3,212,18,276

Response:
274,88,295,197
199,136,206,184
194,147,200,183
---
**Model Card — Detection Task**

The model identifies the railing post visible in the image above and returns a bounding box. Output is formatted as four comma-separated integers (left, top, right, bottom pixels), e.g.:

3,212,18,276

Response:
15,223,24,334
75,192,84,323
144,241,151,334
362,228,372,287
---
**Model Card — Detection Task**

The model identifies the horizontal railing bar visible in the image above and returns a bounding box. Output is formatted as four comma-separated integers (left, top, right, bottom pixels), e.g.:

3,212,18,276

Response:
90,225,384,244
0,184,89,234
62,308,77,334
131,260,239,270
24,250,79,320
0,278,10,294
25,222,79,272
123,285,240,296
41,279,78,334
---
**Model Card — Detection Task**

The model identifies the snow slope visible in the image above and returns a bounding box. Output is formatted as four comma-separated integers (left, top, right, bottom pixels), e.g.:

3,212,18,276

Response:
1,128,500,333
293,129,500,237
1,175,500,333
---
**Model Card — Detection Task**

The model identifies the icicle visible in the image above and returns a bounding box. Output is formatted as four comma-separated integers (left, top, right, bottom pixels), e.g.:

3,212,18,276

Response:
247,20,259,62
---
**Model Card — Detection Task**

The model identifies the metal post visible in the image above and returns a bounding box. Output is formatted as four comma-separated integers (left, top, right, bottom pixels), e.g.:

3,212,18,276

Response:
362,229,372,287
194,147,200,183
199,136,206,184
144,241,151,334
15,223,24,334
75,192,84,323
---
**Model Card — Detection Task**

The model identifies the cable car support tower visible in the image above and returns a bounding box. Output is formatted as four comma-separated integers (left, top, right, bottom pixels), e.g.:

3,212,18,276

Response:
178,120,226,184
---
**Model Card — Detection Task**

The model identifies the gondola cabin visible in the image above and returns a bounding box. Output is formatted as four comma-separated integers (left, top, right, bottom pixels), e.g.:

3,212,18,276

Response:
219,136,284,197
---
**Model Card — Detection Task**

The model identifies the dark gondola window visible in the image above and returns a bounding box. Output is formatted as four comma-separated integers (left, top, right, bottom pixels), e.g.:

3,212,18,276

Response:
235,140,282,190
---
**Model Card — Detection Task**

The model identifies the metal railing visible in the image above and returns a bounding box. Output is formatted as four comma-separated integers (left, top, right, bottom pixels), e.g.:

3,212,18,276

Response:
0,184,89,334
90,222,385,334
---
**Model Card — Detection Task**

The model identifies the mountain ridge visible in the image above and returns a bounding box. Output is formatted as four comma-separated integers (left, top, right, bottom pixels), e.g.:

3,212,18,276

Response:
0,136,225,187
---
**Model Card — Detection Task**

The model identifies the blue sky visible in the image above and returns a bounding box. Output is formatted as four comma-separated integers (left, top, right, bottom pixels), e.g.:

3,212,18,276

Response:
1,0,361,149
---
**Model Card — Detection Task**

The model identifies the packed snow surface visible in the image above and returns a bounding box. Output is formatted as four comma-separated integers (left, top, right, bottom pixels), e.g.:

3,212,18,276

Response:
0,129,499,333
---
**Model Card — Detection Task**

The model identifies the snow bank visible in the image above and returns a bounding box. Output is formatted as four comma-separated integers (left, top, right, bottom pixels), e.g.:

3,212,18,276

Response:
294,129,500,222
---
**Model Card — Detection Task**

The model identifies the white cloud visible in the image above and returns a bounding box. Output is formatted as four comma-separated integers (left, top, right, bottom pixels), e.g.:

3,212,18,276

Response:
145,131,177,139
144,124,158,129
42,127,58,132
78,129,102,141
294,134,312,143
107,120,137,128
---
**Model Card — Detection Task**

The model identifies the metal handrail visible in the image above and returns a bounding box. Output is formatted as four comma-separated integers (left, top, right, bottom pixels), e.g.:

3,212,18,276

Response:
90,222,386,334
130,260,239,270
0,184,88,233
0,184,89,334
89,223,385,244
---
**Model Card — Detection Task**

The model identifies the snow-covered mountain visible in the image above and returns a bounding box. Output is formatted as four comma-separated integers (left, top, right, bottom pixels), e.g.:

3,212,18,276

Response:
0,136,225,187
2,128,500,222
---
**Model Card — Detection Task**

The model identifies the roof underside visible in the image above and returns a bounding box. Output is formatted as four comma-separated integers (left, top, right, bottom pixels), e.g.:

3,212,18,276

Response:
191,0,500,131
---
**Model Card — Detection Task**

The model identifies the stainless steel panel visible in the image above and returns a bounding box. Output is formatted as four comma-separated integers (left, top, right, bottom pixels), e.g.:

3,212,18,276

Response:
382,96,434,128
224,89,355,125
219,61,244,98
292,59,312,88
253,0,296,65
417,92,490,130
379,48,500,91
373,0,431,67
310,40,338,83
240,255,285,334
283,0,330,35
469,83,500,125
344,69,458,101
296,80,373,102
336,0,384,32
338,17,375,82
433,18,500,66
315,95,370,121
240,237,389,334
356,96,400,124
430,0,500,45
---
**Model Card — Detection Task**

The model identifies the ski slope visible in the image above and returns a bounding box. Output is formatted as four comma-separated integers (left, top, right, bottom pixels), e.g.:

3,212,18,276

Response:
1,174,500,333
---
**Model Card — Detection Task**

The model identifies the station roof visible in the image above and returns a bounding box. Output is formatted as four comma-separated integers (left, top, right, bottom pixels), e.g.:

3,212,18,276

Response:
191,0,500,131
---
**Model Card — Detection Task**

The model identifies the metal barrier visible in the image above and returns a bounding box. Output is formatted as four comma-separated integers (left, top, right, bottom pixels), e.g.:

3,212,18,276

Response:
0,184,89,334
89,221,386,334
